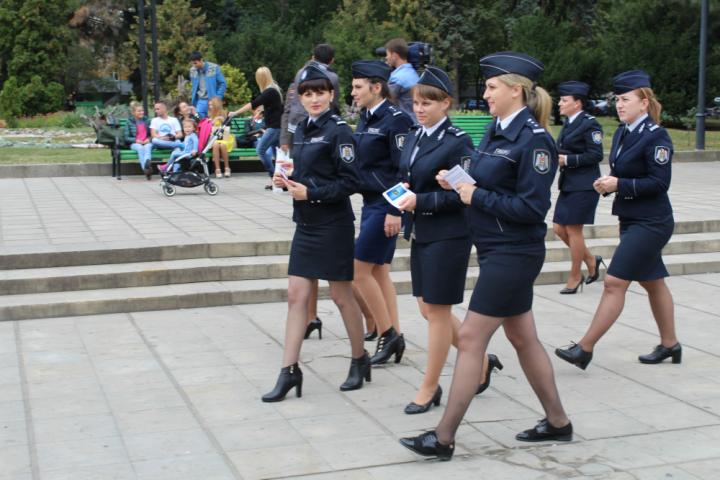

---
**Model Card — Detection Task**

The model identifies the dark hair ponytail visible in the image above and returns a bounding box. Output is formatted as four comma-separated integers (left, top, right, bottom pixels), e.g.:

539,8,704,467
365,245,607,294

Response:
571,94,594,114
366,76,397,105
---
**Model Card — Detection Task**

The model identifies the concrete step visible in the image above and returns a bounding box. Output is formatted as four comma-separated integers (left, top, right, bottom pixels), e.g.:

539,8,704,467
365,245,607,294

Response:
5,231,720,296
2,251,720,321
3,219,720,271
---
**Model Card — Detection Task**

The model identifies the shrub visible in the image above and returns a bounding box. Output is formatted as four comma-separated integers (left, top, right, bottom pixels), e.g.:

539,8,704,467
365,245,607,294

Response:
57,112,84,128
0,77,23,126
220,64,252,109
45,83,65,113
21,77,47,116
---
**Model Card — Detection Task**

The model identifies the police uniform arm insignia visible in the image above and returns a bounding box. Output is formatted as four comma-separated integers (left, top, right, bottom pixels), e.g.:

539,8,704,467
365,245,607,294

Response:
395,134,406,150
654,146,671,164
617,136,672,198
533,150,551,174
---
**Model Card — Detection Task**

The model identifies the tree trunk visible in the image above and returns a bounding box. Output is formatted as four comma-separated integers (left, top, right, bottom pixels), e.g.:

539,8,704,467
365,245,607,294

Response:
452,53,460,105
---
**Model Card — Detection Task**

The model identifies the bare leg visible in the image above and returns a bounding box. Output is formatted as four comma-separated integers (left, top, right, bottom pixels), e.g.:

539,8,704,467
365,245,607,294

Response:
413,298,454,405
578,274,632,351
373,263,401,335
220,143,229,171
307,279,319,325
566,224,596,287
352,282,376,334
328,281,365,358
212,143,221,174
283,276,314,367
639,278,677,348
354,260,392,335
553,223,569,246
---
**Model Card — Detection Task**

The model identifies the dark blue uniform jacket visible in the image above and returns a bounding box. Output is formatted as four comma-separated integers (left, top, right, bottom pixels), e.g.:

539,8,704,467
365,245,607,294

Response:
354,101,413,216
556,113,604,191
399,117,475,244
290,110,361,226
608,116,673,218
468,108,558,248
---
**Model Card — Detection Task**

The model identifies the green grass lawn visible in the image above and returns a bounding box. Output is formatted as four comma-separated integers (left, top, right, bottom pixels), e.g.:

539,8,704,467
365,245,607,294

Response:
0,148,111,165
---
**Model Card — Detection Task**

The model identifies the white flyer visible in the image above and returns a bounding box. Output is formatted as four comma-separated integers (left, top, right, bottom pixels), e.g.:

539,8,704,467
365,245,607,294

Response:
442,164,476,192
273,148,293,195
382,182,414,209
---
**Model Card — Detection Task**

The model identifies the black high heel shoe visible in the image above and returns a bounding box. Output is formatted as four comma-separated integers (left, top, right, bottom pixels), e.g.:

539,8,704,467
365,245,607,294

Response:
476,354,503,395
399,431,455,461
639,343,682,364
364,326,378,341
555,342,593,370
560,275,585,294
340,351,372,391
304,318,322,340
262,363,303,402
404,386,442,414
585,255,606,285
370,327,405,365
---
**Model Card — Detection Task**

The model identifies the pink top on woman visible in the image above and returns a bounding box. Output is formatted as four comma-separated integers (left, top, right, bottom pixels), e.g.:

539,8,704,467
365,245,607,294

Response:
136,123,148,143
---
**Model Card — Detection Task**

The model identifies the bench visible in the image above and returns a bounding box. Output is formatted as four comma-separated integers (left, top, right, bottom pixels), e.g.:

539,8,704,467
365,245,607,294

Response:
110,115,494,179
111,117,260,179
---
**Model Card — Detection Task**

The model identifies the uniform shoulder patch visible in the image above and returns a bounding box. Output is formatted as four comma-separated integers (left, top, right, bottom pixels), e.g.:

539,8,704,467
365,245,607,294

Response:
388,105,402,116
532,128,546,134
585,114,596,119
446,126,466,137
592,131,603,144
461,156,472,173
339,144,355,163
648,123,659,131
331,114,347,125
654,146,671,164
395,134,406,150
533,149,551,174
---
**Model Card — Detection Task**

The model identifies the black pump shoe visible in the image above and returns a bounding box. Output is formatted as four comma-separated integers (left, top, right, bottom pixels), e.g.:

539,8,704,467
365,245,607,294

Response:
405,386,442,414
262,363,303,402
585,255,606,285
370,327,405,365
340,351,372,391
560,275,585,294
304,318,322,340
555,342,593,370
639,343,682,364
364,326,378,341
399,431,455,461
516,418,573,442
476,354,503,395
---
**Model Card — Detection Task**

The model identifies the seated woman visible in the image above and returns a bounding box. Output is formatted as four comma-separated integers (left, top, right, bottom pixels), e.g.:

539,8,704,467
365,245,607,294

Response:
124,103,153,180
207,96,234,178
174,101,203,123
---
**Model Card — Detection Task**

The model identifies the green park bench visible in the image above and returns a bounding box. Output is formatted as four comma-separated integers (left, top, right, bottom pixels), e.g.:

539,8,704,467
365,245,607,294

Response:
110,115,494,179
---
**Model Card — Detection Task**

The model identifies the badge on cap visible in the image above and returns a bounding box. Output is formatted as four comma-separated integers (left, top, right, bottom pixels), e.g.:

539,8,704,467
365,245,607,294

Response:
593,131,602,144
302,70,307,80
340,144,355,163
655,146,670,164
395,134,406,150
533,150,550,174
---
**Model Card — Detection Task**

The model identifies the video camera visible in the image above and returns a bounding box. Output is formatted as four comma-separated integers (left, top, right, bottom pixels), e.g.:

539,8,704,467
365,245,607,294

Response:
375,42,435,72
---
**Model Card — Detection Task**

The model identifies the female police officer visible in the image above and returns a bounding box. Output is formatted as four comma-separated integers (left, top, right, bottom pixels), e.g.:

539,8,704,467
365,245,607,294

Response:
553,81,605,294
394,66,499,415
556,70,681,370
400,53,573,460
349,60,414,362
263,65,370,402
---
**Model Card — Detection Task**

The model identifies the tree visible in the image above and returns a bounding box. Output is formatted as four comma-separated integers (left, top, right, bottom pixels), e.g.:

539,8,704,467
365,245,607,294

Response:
0,76,22,126
220,64,252,108
124,0,214,93
0,0,72,85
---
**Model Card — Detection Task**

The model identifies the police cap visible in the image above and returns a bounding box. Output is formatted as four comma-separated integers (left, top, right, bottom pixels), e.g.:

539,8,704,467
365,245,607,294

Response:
351,60,392,82
300,64,330,84
478,51,544,81
558,81,590,97
418,66,453,96
613,70,652,95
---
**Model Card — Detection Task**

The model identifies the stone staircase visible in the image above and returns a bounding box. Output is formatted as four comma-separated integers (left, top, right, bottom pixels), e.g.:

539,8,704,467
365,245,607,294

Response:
2,219,720,321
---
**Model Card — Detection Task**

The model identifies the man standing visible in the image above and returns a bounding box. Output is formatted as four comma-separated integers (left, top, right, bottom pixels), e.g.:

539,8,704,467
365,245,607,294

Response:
385,39,419,123
189,51,227,119
279,44,341,154
150,101,183,151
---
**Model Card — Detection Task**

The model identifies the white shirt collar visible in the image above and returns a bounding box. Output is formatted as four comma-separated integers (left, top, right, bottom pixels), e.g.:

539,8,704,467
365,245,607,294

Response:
568,111,582,124
421,116,447,137
496,107,526,130
627,113,649,132
308,109,331,125
368,99,386,116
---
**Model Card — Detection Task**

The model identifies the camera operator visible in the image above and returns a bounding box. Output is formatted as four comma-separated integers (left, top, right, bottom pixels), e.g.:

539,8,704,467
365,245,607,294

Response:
385,38,419,123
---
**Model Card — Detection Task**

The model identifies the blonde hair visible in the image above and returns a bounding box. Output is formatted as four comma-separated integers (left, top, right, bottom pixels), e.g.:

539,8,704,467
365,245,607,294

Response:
635,87,662,124
182,118,197,130
256,66,283,103
207,96,226,121
497,73,552,131
410,83,456,112
130,102,143,113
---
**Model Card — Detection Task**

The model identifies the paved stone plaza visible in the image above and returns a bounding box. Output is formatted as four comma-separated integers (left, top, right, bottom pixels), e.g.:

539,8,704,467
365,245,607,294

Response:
1,162,720,479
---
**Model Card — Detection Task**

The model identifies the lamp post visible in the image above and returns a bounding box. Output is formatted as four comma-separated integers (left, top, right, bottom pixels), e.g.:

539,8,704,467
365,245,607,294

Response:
696,0,708,150
137,0,160,114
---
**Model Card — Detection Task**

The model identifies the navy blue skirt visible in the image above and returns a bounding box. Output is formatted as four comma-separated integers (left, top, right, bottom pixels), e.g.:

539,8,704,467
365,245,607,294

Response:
468,243,545,318
355,200,403,265
607,215,674,282
553,190,600,226
411,235,472,305
288,215,355,281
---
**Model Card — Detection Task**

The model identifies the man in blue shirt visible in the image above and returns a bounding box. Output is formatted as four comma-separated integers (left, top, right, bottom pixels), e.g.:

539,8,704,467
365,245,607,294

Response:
385,39,419,123
189,51,227,119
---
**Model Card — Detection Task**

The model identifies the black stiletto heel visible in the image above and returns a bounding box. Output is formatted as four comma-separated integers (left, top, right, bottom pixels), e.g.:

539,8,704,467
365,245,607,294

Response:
639,343,682,364
340,351,372,391
404,386,442,414
262,363,303,402
560,274,585,294
304,318,322,340
364,326,378,341
586,255,606,285
476,354,503,395
395,334,405,363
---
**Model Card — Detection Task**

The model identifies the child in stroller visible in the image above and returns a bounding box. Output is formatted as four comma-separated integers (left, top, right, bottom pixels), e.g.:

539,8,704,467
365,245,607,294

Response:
159,119,198,173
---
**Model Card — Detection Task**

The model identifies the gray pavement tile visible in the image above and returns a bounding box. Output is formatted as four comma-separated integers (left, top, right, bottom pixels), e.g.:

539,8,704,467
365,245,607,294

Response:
623,429,720,464
463,396,542,423
104,387,186,413
121,428,217,462
90,357,162,376
0,384,23,402
159,350,232,370
96,371,174,393
290,412,386,443
194,399,284,426
131,454,236,480
20,334,85,352
22,349,89,365
364,460,482,479
212,419,306,452
630,465,702,480
31,394,110,420
24,362,95,382
675,459,720,480
568,409,656,440
113,407,200,436
0,400,26,423
453,455,555,480
271,392,360,420
228,443,331,480
171,365,248,387
311,435,416,470
0,367,21,385
33,414,120,444
0,445,32,476
38,463,137,480
36,436,130,472
182,381,256,406
619,402,720,431
0,420,29,447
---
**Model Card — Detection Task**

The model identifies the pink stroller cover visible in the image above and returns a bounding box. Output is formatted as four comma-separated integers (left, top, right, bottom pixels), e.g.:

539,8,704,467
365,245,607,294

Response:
197,118,213,151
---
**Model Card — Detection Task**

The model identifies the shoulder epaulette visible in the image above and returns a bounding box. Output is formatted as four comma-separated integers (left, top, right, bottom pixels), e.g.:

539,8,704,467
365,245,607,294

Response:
584,114,595,119
331,114,347,125
446,126,466,137
526,118,546,135
647,121,660,131
388,105,402,116
409,124,422,130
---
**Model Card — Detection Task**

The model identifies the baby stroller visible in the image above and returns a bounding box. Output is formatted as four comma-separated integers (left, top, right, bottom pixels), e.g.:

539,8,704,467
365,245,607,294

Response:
159,115,234,197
